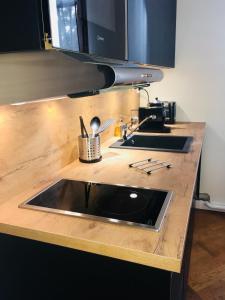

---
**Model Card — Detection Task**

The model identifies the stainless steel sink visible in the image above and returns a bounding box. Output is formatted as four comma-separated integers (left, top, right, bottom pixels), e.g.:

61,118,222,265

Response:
110,135,193,153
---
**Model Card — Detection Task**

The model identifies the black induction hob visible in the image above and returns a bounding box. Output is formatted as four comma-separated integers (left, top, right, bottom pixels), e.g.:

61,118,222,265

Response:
19,179,172,231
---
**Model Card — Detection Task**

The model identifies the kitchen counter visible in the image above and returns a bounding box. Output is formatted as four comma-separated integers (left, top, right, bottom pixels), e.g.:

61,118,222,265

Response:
0,122,205,273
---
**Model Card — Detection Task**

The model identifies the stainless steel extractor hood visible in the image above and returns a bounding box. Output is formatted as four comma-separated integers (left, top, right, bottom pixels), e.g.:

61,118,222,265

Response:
0,50,113,105
102,64,163,87
63,50,164,90
0,49,163,106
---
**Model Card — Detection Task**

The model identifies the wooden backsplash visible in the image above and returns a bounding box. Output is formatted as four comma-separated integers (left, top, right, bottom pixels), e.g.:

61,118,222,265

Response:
0,89,139,201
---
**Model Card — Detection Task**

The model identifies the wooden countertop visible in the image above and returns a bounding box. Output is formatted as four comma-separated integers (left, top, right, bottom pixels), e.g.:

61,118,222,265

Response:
0,122,205,273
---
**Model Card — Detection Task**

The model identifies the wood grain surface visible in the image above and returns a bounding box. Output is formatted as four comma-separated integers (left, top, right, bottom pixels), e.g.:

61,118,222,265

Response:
187,210,225,300
0,89,139,202
0,121,205,273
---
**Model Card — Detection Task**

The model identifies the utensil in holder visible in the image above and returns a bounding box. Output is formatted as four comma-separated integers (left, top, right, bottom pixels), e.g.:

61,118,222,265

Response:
78,135,102,163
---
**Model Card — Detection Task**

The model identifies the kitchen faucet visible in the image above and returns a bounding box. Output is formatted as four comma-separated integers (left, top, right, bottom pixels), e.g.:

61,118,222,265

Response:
123,115,157,140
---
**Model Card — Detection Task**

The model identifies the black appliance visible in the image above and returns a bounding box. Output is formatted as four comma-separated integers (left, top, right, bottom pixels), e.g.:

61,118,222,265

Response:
49,0,126,60
127,0,176,67
19,179,172,231
138,101,176,133
163,101,176,124
138,105,170,133
48,0,176,67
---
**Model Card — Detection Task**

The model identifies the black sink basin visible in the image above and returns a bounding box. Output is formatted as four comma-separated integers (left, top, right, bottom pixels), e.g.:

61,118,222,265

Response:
110,135,193,153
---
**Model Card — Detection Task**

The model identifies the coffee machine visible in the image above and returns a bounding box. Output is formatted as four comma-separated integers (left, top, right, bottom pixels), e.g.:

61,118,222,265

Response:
138,100,176,133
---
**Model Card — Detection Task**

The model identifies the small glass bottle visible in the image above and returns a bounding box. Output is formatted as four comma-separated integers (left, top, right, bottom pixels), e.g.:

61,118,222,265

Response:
114,118,125,137
130,109,139,127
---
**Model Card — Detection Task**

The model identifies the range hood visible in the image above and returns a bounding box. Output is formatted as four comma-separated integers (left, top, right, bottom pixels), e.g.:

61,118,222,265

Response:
0,50,163,106
63,50,163,90
103,64,163,87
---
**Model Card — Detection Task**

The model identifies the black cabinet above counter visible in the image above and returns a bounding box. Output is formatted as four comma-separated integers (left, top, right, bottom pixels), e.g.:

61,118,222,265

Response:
0,0,176,68
128,0,177,67
0,1,47,52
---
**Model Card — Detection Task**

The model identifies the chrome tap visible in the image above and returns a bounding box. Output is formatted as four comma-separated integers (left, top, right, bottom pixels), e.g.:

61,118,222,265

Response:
123,115,157,140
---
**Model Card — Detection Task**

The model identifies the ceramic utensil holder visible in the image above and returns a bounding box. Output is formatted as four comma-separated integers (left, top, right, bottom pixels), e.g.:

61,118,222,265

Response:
78,135,102,163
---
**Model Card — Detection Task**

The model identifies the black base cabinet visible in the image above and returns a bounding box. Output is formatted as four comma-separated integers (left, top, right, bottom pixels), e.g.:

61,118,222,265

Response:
0,210,193,300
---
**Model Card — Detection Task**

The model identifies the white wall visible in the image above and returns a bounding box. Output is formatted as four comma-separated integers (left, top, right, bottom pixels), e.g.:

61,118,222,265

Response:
142,0,225,204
